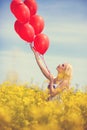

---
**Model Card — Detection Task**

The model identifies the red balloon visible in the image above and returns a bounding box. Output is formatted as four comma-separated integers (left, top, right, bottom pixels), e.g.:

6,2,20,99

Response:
14,20,21,34
34,34,50,54
14,20,35,43
10,0,30,23
30,15,44,35
10,0,22,13
24,0,38,16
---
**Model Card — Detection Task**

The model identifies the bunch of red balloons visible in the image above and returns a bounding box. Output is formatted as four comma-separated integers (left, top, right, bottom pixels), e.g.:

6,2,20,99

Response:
10,0,50,54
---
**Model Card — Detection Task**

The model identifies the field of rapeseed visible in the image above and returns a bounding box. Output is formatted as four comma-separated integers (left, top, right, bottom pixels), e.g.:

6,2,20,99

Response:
0,81,87,130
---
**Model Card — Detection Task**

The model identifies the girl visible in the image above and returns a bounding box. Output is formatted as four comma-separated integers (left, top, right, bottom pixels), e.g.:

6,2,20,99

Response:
31,45,72,100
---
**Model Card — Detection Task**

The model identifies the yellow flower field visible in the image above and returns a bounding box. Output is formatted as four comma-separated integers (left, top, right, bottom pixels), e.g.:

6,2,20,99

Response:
0,81,87,130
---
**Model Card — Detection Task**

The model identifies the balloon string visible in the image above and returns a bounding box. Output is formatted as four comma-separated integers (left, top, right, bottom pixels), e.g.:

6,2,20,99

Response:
40,54,51,74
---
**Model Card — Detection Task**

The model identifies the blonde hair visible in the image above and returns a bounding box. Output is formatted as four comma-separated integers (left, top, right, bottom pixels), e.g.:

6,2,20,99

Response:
57,64,72,84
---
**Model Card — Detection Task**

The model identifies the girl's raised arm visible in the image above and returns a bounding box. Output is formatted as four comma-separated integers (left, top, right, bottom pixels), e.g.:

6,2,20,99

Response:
31,45,52,80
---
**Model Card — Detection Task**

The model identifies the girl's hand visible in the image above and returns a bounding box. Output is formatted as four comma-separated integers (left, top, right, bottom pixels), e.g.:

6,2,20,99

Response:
30,43,35,52
30,44,38,55
30,44,40,59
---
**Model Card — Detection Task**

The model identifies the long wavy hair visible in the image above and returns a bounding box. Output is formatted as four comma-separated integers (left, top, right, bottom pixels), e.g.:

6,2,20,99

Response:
56,64,72,84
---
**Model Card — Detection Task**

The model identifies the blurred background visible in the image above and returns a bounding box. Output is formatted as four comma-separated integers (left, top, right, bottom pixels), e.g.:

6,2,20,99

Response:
0,0,87,89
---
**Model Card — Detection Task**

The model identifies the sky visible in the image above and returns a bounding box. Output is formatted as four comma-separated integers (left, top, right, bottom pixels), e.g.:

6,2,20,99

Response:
0,0,87,89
